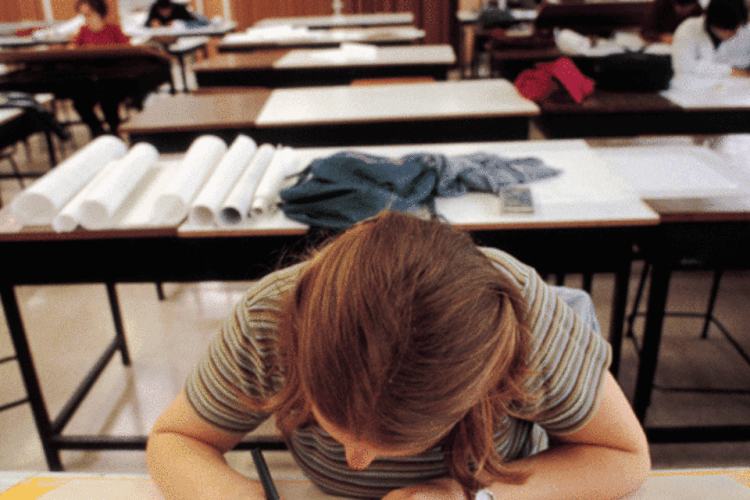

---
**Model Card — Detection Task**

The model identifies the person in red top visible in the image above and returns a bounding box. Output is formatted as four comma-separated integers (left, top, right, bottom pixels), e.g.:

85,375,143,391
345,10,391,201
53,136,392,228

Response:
70,0,131,137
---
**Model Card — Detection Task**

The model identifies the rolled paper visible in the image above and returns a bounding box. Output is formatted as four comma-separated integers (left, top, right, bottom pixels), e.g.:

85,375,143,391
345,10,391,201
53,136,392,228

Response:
11,135,127,226
152,135,228,226
51,159,123,233
189,135,258,227
78,143,159,230
250,146,299,216
218,143,276,226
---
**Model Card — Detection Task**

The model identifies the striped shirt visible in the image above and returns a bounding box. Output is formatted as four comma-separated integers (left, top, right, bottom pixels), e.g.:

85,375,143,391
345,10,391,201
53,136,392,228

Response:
185,247,611,498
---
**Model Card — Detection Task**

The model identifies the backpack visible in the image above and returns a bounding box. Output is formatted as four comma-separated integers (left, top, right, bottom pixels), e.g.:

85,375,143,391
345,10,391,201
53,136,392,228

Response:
571,52,673,92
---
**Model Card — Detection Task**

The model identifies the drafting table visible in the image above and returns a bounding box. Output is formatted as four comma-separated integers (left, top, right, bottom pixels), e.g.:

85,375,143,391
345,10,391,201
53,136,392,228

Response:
0,138,656,470
122,80,540,151
193,44,456,88
254,12,415,29
218,26,426,52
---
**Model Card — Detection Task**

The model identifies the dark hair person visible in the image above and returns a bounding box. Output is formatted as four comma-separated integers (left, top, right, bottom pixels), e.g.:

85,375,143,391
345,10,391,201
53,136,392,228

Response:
671,0,750,84
145,0,198,27
70,0,130,137
147,211,649,500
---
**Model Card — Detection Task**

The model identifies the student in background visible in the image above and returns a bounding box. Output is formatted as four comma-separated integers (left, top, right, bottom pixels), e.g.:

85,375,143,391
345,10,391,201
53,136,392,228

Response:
671,0,750,86
641,0,703,43
145,0,198,27
70,0,130,138
147,211,650,500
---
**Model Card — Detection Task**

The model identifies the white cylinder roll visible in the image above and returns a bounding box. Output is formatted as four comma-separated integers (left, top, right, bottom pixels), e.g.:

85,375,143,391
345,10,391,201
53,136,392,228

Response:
218,143,276,226
152,135,228,226
189,134,258,227
78,143,159,230
51,159,123,233
250,146,298,216
11,135,127,226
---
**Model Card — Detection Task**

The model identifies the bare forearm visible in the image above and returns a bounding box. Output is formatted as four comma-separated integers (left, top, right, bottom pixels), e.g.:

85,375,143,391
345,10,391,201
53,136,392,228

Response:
487,443,650,500
147,432,266,500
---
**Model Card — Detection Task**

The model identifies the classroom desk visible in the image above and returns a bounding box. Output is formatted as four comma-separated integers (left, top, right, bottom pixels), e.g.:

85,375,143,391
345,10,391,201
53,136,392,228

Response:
0,139,656,470
536,87,750,138
122,80,540,151
0,94,57,167
193,45,456,88
0,46,173,103
0,34,69,48
123,20,237,39
594,144,750,444
2,468,749,499
218,26,426,53
254,12,415,29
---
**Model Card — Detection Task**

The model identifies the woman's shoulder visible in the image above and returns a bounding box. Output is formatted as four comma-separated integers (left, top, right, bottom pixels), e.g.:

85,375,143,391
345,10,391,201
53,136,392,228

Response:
239,261,308,310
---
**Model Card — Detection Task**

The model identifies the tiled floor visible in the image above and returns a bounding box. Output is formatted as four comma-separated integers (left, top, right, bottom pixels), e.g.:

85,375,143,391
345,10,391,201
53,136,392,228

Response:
1,118,749,477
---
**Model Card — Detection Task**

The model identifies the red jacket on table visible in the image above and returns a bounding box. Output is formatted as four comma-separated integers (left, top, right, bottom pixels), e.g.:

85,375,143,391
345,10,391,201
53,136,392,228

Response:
73,24,130,46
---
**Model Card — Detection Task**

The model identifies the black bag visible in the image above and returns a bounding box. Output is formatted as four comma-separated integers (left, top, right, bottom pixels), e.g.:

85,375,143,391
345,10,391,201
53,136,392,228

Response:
572,52,673,92
477,7,517,29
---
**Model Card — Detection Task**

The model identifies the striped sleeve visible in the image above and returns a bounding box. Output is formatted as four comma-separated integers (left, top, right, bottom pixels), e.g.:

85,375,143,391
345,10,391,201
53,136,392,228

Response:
480,247,612,435
184,263,304,433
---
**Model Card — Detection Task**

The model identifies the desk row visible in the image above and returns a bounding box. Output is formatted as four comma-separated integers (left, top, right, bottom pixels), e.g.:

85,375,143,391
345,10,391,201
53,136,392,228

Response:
120,79,750,152
5,133,750,238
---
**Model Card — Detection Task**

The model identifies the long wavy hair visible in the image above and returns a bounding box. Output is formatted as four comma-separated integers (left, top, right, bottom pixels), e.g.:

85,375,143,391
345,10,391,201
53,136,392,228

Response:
261,211,537,494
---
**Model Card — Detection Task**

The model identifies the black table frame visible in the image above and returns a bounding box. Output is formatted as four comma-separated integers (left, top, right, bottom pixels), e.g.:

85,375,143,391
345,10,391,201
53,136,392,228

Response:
1,223,650,470
632,219,750,443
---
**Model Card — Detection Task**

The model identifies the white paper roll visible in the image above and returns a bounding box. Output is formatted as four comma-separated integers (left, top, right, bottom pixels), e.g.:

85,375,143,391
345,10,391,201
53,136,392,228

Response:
189,135,258,227
152,135,228,226
78,143,159,230
51,159,124,233
11,135,127,226
218,143,276,226
250,146,299,216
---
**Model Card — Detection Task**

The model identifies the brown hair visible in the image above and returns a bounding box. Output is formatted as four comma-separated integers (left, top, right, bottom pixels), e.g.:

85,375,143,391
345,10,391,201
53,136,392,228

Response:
76,0,108,17
264,211,535,494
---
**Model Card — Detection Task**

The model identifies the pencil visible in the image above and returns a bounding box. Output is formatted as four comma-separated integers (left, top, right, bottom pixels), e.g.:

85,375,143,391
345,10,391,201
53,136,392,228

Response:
251,448,281,500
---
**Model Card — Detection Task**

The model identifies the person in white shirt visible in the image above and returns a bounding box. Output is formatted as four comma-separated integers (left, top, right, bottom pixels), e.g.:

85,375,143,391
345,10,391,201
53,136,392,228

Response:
671,0,750,88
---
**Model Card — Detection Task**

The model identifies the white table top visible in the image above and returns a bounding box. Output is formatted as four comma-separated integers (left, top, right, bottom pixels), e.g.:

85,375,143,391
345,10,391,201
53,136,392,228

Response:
254,12,415,29
2,469,750,499
273,44,456,68
124,20,236,38
180,139,658,234
255,79,540,127
220,25,425,48
0,94,54,125
592,140,750,215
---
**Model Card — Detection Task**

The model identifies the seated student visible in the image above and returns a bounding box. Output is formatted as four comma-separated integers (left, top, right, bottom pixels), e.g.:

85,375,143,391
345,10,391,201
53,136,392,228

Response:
146,210,650,500
146,0,199,27
70,0,130,138
641,0,703,43
671,0,750,86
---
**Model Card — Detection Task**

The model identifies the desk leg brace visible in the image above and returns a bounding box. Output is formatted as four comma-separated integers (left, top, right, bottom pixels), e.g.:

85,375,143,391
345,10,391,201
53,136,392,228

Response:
0,283,132,471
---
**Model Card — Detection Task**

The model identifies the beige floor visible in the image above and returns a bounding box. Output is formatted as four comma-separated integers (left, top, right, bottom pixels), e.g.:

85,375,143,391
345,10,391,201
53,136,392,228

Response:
1,119,749,476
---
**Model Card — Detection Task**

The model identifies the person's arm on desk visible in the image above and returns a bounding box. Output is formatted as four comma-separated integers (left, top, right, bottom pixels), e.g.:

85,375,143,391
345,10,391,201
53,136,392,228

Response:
147,391,267,500
382,372,650,500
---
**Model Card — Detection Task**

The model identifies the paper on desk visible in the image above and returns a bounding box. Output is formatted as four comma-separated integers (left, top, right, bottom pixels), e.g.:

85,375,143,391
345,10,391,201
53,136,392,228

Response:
78,143,159,230
251,146,300,216
662,76,750,107
11,135,127,226
151,135,227,226
218,143,276,226
597,146,740,199
189,134,258,227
